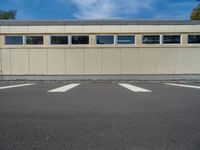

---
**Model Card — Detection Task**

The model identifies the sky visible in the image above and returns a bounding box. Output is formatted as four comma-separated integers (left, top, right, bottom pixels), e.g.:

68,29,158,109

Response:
0,0,198,20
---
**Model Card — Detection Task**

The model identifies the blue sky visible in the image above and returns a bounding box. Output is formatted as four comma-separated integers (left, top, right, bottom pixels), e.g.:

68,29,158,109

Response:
0,0,198,20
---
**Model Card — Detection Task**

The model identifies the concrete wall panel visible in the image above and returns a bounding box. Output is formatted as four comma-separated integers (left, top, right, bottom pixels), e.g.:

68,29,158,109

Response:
9,26,28,33
120,25,140,33
28,26,46,33
139,48,158,74
83,26,102,33
29,49,47,74
65,26,84,33
157,49,176,74
46,26,65,33
1,49,11,74
121,48,139,74
1,47,200,75
102,48,120,74
66,49,84,74
176,48,200,74
0,26,10,33
102,25,121,33
84,49,102,74
47,49,65,74
175,25,200,32
10,49,28,74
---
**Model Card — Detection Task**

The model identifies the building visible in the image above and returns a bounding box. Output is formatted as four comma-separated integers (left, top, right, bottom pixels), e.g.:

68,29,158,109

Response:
0,19,200,80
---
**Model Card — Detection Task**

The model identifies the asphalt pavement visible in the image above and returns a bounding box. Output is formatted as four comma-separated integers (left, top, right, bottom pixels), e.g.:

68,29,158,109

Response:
0,81,200,150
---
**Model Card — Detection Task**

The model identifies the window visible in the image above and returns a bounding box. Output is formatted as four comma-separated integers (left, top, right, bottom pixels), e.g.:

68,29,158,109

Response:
51,36,68,45
72,36,89,45
163,35,181,44
26,36,44,45
142,35,160,44
188,35,200,44
96,35,114,45
117,35,135,44
5,36,23,45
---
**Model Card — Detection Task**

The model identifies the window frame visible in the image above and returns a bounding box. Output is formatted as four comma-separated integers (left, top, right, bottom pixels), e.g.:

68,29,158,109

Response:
96,35,115,45
4,35,24,46
142,35,161,45
71,35,90,45
25,35,44,45
50,35,69,45
116,34,136,45
187,34,200,45
162,34,182,45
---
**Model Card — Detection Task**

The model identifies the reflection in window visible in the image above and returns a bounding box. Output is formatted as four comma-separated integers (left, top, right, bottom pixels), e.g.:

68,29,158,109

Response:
5,36,23,45
163,35,181,44
51,36,68,45
188,35,200,44
26,36,44,45
96,35,114,44
117,35,135,44
142,35,160,44
72,36,89,45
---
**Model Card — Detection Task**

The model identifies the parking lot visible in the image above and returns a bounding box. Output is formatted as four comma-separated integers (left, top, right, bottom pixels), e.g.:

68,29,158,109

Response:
0,81,200,150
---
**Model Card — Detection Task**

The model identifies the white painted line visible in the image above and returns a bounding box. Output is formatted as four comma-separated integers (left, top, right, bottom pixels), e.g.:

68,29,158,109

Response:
0,83,35,90
48,83,80,93
165,83,200,89
119,83,152,92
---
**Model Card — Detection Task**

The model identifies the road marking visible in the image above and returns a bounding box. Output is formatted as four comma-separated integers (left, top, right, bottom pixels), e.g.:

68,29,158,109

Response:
0,83,35,90
165,83,200,89
119,83,152,92
48,83,80,93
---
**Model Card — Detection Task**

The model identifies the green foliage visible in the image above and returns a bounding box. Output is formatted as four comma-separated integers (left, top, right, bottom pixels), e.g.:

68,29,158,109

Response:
0,10,17,19
191,0,200,20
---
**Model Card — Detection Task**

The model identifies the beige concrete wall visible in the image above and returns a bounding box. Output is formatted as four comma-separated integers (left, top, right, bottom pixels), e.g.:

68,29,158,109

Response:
66,49,84,74
0,24,200,76
29,49,47,74
84,49,102,74
139,48,158,74
1,49,11,74
47,49,66,74
121,48,139,74
1,47,200,75
1,25,200,34
102,48,121,74
10,49,29,74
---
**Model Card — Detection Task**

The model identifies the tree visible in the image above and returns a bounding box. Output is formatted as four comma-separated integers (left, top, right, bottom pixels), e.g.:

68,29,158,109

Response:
191,0,200,20
0,10,17,19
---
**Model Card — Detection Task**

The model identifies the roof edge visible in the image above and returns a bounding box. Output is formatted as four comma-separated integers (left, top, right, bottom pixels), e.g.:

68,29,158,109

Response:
1,19,200,26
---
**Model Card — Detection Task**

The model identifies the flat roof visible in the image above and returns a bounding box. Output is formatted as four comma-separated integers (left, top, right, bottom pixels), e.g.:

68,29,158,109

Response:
1,19,200,26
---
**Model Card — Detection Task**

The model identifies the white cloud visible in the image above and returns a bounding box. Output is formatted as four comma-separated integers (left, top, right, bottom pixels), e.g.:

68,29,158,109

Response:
70,0,156,19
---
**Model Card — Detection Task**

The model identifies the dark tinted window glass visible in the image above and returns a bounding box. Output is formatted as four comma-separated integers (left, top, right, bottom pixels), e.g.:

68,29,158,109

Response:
142,35,160,44
96,35,114,44
188,35,200,44
117,35,135,44
163,35,181,44
51,36,68,45
72,36,89,44
5,36,23,45
26,36,44,45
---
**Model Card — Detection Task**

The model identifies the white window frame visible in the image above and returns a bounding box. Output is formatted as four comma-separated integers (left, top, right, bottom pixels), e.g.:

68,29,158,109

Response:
187,34,200,45
71,34,90,45
25,35,45,46
142,35,161,45
4,35,24,46
96,35,115,46
161,34,182,45
116,34,136,46
50,35,69,45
